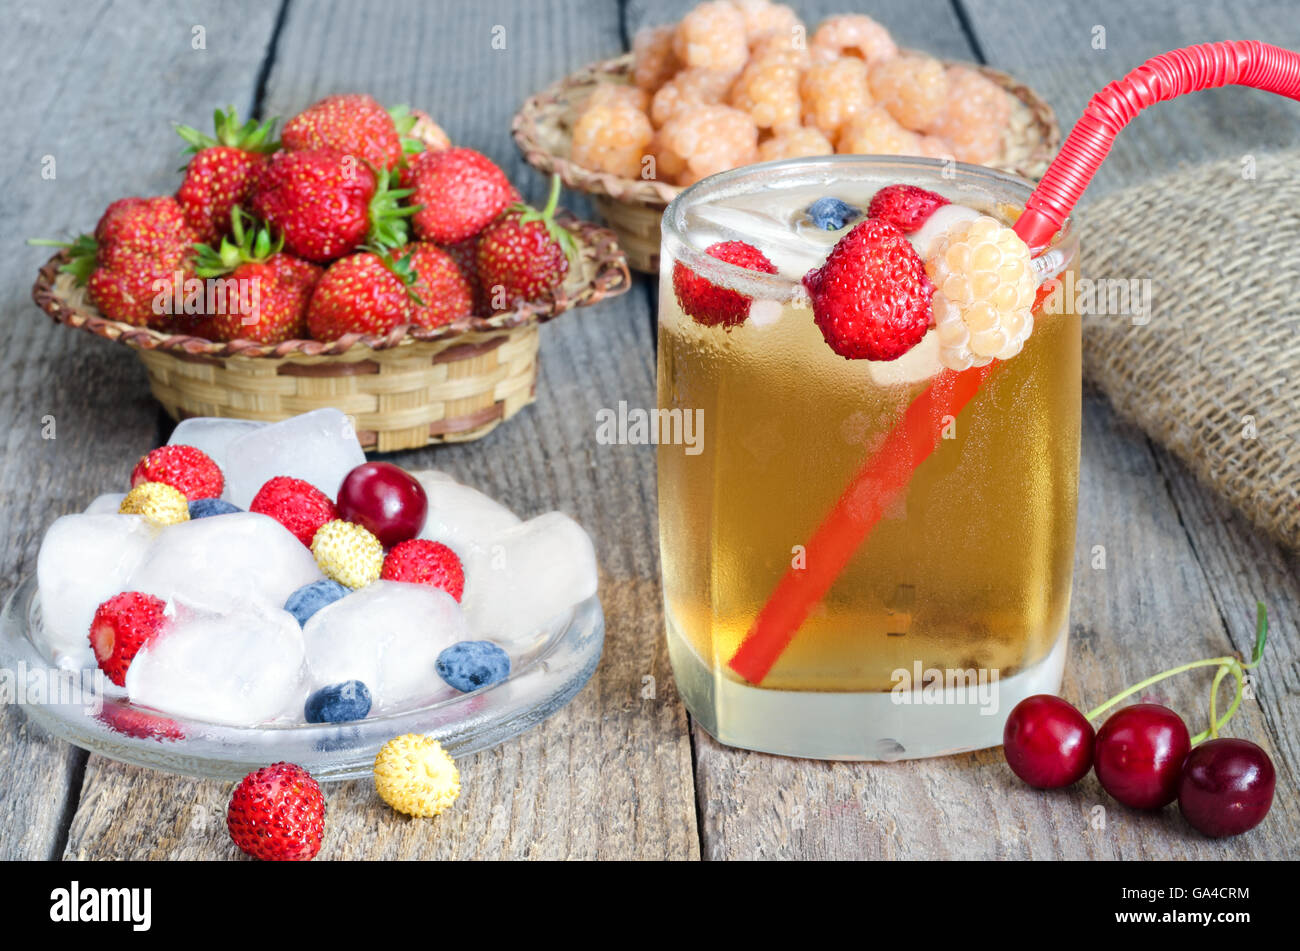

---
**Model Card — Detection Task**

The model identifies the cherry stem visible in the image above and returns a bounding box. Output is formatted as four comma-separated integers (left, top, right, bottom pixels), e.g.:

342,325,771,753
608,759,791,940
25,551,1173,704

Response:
1083,657,1237,723
1081,602,1267,745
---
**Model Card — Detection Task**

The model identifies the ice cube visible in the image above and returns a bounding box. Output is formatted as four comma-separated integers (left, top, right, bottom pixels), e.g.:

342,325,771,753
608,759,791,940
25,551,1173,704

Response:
167,417,266,474
83,493,126,514
36,513,159,669
222,409,365,508
125,601,308,725
462,512,599,648
302,580,468,712
128,512,323,612
686,203,830,279
416,475,522,562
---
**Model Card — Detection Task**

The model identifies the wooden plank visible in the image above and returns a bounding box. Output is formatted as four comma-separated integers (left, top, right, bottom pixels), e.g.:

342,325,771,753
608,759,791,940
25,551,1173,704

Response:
64,0,700,860
961,0,1300,198
0,0,283,860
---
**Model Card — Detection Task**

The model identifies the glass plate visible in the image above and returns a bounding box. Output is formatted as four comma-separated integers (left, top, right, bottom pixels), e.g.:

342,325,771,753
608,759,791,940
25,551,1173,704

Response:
0,574,603,781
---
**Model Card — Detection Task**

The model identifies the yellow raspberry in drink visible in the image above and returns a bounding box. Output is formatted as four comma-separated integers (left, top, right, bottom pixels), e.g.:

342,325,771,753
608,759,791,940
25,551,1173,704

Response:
119,481,190,526
310,519,383,589
926,215,1036,370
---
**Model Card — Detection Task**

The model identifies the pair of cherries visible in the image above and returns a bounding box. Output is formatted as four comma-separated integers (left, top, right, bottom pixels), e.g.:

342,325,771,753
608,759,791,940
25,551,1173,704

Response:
1003,695,1275,838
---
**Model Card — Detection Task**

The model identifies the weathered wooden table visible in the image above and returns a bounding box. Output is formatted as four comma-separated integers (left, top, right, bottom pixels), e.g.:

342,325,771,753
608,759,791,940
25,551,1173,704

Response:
2,0,1296,860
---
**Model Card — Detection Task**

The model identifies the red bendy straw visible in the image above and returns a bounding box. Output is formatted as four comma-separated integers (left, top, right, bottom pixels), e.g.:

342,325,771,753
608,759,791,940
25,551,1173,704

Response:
728,41,1300,685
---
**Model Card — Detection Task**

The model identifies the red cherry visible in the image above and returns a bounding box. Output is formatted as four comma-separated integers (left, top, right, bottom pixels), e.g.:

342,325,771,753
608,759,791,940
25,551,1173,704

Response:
1093,703,1191,809
1178,738,1275,837
1003,694,1095,788
335,462,427,548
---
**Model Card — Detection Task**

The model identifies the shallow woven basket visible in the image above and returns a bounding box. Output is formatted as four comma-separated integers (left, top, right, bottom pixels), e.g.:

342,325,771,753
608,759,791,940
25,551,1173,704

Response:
514,52,1061,273
31,213,630,452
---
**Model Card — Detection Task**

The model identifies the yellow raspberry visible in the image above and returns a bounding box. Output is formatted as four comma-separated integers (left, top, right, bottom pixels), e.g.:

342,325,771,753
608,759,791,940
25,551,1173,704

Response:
650,67,736,126
631,24,680,92
730,51,803,129
836,105,923,155
868,54,949,131
119,481,190,526
374,733,461,817
800,57,871,136
650,130,688,182
674,1,749,73
658,104,758,185
809,14,898,65
924,66,1012,165
571,98,654,180
926,215,1037,370
750,30,811,68
757,125,833,161
731,0,803,45
311,519,383,589
585,83,649,113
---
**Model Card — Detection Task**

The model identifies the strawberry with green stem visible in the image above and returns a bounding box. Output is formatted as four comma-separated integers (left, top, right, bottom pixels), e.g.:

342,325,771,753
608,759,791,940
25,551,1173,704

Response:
192,208,321,344
175,105,279,244
306,246,422,341
29,196,200,329
250,149,418,263
283,94,423,170
475,174,578,311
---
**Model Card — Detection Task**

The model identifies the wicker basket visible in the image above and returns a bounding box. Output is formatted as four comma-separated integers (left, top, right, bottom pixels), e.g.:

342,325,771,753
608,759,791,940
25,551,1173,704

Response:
31,213,630,452
514,53,1062,273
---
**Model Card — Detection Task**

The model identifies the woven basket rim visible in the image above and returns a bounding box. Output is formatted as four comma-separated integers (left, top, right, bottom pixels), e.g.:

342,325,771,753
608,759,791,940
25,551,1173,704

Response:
512,51,1062,208
31,211,631,359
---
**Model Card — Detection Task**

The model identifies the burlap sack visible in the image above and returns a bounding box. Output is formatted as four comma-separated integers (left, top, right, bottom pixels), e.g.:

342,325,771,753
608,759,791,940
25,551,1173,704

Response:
1076,150,1299,548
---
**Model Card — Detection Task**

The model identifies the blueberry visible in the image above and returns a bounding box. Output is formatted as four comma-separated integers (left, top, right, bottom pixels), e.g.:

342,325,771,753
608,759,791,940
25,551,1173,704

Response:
188,498,242,519
436,641,511,693
304,680,372,724
284,579,350,627
807,196,860,231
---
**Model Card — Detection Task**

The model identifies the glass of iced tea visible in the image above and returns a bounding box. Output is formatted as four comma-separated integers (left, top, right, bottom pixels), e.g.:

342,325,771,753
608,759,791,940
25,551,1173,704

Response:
657,155,1080,759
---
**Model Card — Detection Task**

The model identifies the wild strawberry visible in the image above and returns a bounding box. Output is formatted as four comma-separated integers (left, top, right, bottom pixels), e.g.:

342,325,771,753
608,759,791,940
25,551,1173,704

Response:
131,444,224,500
474,175,576,310
381,539,465,600
250,475,338,546
672,240,776,328
39,197,200,328
89,592,169,687
802,218,934,361
401,243,474,329
305,250,414,340
97,705,184,742
282,94,408,170
402,147,517,244
174,106,279,244
227,762,325,862
867,184,950,233
250,149,415,262
193,209,320,343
